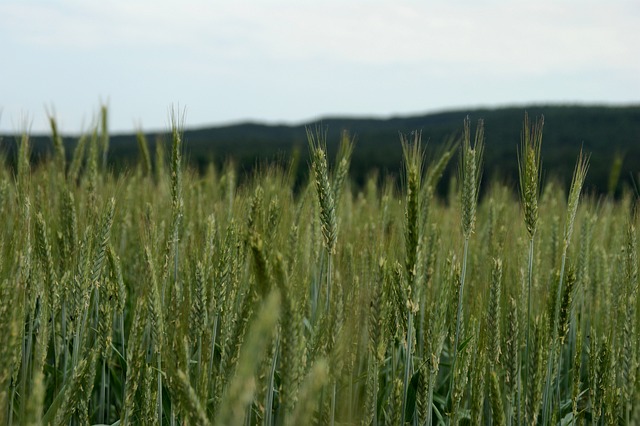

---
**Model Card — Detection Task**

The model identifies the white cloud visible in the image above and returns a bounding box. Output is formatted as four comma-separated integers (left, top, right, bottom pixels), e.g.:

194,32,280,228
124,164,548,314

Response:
3,0,638,71
1,0,638,132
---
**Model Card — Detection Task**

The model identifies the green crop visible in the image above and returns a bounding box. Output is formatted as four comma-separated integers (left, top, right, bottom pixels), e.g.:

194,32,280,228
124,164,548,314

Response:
0,110,637,425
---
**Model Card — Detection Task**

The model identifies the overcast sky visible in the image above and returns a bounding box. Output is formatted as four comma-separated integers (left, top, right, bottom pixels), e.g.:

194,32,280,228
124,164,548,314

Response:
1,0,639,134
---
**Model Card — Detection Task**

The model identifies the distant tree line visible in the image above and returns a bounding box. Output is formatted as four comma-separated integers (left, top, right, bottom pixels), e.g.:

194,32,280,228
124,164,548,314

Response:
1,105,639,196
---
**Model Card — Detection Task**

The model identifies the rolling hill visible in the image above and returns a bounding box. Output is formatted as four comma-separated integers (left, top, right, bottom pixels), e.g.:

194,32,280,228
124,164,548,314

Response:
2,104,639,195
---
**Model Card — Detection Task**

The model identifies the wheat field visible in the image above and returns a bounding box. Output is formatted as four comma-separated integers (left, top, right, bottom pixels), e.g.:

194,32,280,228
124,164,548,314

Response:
0,111,637,425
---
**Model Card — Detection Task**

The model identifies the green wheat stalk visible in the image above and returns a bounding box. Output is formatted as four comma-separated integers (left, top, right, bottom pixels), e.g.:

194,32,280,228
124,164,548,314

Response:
449,117,483,417
542,148,589,424
518,113,543,418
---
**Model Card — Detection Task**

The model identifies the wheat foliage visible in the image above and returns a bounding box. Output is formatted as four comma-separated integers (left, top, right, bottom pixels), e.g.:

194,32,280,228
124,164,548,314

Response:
1,110,637,426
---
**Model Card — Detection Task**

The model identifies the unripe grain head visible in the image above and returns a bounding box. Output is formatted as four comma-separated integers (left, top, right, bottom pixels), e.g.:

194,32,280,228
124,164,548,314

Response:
460,117,484,239
307,127,337,255
518,113,543,238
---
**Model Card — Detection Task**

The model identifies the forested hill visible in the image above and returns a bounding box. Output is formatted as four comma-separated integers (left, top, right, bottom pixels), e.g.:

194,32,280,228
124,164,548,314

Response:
2,104,639,195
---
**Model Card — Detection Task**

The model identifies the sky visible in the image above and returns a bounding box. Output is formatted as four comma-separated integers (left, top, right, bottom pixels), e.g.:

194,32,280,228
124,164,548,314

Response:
1,0,639,134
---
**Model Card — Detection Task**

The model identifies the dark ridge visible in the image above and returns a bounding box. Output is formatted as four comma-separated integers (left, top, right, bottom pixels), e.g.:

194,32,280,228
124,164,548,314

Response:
1,104,639,195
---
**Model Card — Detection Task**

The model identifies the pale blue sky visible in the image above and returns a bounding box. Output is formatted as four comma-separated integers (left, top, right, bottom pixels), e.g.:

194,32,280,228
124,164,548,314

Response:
1,0,639,134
